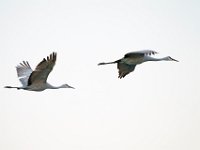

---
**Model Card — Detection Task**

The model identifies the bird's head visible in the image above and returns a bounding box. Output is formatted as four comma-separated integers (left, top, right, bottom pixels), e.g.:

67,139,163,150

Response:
61,84,75,89
166,56,179,62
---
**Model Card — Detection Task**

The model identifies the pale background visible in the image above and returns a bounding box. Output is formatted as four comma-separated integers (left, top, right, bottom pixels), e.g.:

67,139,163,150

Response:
0,0,200,150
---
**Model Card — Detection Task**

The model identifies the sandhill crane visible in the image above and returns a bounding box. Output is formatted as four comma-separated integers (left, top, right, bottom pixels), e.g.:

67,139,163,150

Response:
5,52,74,91
98,50,178,78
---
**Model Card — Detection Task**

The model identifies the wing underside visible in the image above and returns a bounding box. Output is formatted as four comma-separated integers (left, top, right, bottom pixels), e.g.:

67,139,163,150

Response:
117,62,136,78
16,61,33,86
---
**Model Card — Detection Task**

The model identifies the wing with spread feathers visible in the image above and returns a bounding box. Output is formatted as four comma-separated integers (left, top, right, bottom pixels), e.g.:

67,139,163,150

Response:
124,50,158,58
28,52,57,86
16,61,33,86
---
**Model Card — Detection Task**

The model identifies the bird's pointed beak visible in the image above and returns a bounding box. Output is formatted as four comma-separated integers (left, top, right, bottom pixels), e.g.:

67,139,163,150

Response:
172,58,179,62
169,56,179,62
68,85,75,89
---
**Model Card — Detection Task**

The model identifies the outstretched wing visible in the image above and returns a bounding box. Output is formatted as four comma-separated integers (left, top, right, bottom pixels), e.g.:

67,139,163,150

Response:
16,61,33,86
28,52,57,86
117,62,136,79
124,50,158,58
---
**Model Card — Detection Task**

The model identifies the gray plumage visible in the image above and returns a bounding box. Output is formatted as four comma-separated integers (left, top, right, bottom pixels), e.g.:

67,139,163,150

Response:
5,52,74,91
98,50,178,78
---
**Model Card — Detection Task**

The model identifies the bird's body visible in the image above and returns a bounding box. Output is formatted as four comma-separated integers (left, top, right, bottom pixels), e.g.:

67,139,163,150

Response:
98,50,178,78
5,52,74,91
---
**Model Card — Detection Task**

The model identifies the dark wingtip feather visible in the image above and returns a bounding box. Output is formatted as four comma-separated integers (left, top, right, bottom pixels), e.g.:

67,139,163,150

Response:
51,52,57,62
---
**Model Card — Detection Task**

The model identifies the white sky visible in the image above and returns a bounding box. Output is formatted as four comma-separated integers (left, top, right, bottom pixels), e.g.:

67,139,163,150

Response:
0,0,200,150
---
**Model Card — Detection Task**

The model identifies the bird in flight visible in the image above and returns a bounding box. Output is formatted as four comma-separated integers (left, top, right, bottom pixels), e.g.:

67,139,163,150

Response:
5,52,74,91
98,50,178,79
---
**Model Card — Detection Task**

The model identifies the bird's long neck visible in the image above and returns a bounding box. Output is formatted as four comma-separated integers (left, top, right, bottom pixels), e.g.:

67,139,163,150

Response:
46,83,65,89
145,56,169,62
46,84,58,89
